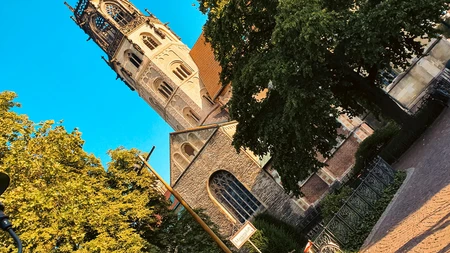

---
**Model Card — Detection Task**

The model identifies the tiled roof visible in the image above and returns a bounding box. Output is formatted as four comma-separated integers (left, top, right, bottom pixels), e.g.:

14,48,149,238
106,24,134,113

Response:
189,33,223,98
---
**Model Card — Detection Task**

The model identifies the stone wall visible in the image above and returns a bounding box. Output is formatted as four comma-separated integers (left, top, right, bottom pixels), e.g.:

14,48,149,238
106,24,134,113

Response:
172,124,305,237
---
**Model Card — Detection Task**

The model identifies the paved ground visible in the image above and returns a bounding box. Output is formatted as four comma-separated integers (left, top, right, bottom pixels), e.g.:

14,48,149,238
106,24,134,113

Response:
361,107,450,253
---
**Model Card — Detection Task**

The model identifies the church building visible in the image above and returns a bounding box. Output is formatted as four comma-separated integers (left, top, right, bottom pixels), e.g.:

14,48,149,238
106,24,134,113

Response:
68,0,373,238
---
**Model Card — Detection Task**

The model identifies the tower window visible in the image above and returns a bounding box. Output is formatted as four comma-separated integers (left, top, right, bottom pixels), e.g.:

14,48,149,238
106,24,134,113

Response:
105,3,133,27
189,110,200,122
93,15,119,45
128,53,142,68
142,34,161,50
171,62,192,81
203,95,215,106
209,170,262,223
155,80,174,100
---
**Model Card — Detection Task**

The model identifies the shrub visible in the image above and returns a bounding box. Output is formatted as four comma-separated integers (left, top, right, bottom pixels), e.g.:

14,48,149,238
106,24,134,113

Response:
344,171,407,251
321,186,353,223
352,122,400,177
244,214,306,253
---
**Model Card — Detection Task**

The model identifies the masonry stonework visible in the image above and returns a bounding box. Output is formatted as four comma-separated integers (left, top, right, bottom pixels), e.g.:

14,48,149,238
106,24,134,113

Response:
172,124,305,237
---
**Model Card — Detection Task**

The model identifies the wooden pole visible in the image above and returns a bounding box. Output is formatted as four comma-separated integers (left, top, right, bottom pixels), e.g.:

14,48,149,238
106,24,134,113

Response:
248,239,262,253
138,155,232,253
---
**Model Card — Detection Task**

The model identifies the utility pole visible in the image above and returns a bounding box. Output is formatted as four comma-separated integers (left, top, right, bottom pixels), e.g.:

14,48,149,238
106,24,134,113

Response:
137,154,233,253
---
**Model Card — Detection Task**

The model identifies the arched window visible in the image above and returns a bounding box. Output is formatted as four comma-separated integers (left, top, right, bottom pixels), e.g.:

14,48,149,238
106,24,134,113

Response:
203,95,215,106
171,62,192,81
209,171,262,223
173,153,189,169
105,3,133,27
128,52,142,68
182,143,196,158
142,34,161,50
154,79,174,99
93,15,119,44
183,108,200,125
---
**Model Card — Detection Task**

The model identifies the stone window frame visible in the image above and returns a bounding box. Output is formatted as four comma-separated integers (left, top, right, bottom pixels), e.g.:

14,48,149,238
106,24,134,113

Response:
103,1,133,27
141,33,161,50
208,170,262,223
181,142,197,159
201,89,215,106
90,14,119,46
127,52,142,69
183,107,200,125
153,78,174,100
170,61,193,81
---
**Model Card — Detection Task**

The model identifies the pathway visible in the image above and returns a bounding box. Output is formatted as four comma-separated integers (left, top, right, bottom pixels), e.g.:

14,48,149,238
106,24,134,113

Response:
361,107,450,253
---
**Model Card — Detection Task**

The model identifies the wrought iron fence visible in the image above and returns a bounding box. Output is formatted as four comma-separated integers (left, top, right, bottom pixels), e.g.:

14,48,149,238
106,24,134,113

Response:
311,157,395,252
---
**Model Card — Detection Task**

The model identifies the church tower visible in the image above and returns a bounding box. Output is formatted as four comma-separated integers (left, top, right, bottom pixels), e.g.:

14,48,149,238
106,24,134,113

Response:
69,0,229,131
69,0,373,239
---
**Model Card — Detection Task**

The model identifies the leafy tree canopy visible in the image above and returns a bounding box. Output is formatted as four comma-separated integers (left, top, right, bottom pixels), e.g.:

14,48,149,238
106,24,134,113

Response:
199,0,449,195
0,91,221,253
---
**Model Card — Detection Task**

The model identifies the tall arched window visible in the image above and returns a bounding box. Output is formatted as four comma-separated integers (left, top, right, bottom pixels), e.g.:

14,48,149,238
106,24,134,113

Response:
128,52,142,68
93,15,119,45
209,171,262,223
183,108,200,125
142,34,161,50
171,62,192,81
154,79,174,99
105,3,133,27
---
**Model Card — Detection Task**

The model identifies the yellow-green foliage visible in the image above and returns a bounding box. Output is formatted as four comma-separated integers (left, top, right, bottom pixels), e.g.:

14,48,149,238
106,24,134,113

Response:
0,91,220,253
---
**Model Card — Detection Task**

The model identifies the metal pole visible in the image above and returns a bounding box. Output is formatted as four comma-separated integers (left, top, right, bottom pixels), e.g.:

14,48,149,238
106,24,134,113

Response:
247,239,262,253
138,155,232,253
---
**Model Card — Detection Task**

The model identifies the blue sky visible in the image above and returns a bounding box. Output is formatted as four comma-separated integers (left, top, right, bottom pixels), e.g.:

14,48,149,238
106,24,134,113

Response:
0,1,206,182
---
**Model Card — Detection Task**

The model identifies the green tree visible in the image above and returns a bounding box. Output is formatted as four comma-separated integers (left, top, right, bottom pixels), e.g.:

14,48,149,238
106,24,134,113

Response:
161,209,222,253
0,91,222,252
0,91,154,252
198,0,449,195
243,214,305,253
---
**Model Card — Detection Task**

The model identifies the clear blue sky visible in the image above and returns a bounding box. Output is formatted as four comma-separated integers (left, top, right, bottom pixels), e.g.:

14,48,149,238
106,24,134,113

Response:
0,1,206,182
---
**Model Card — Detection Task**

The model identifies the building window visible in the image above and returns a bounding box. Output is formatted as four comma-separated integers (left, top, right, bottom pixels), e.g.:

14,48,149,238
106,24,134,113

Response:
186,110,200,124
171,62,192,81
182,143,196,158
142,34,161,50
93,15,119,44
105,3,133,27
203,95,215,106
154,80,174,99
128,52,142,68
209,170,262,223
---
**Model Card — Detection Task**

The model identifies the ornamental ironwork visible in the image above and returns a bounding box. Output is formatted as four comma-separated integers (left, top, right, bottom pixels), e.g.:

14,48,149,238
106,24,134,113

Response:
311,157,395,252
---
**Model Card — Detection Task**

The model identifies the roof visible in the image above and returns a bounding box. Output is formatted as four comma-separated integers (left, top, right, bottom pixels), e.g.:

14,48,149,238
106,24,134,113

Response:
189,33,224,99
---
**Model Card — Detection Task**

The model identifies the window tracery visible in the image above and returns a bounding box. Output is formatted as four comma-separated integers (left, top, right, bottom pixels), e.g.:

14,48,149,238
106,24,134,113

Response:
128,52,142,68
209,171,262,223
171,62,192,81
142,34,161,50
105,3,133,27
93,15,119,45
154,79,174,99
